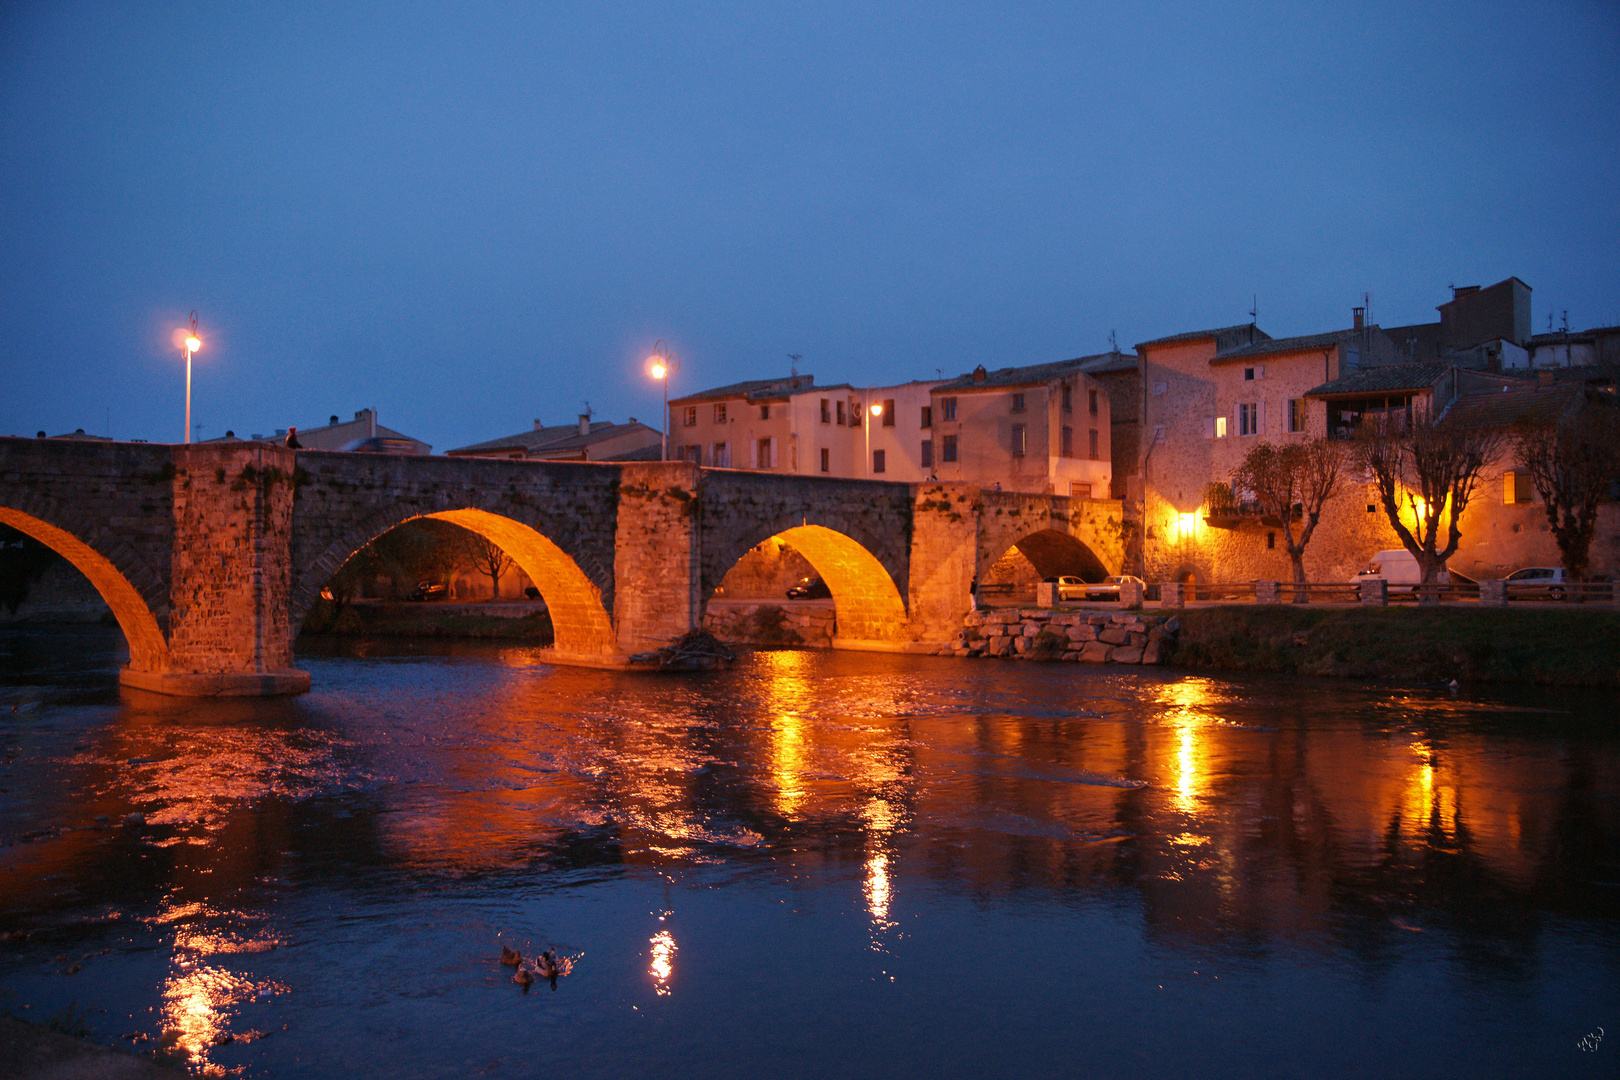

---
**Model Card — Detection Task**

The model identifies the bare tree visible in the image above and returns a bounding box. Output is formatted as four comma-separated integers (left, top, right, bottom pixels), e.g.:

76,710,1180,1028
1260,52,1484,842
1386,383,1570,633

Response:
1230,439,1345,601
464,532,514,598
1354,407,1503,599
1515,394,1620,582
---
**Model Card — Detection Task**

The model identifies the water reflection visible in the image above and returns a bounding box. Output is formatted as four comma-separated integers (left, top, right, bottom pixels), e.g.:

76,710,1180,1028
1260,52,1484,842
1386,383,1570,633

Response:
2,628,1617,1079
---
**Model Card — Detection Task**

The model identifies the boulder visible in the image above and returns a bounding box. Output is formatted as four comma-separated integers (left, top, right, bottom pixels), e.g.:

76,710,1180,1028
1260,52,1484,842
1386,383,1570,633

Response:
1098,627,1130,646
1142,639,1162,664
1109,646,1144,664
1067,625,1098,642
1080,640,1112,663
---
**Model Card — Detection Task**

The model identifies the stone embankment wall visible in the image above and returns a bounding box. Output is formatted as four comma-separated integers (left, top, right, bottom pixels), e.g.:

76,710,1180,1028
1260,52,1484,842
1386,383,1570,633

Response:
947,609,1179,664
703,601,835,648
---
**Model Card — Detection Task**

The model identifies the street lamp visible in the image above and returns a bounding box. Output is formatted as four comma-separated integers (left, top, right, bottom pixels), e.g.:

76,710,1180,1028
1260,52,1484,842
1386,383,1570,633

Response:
864,394,883,476
647,339,680,461
182,311,202,444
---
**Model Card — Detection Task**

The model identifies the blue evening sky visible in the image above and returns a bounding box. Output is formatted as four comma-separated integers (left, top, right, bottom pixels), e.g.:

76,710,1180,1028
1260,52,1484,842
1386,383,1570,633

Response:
2,1,1616,452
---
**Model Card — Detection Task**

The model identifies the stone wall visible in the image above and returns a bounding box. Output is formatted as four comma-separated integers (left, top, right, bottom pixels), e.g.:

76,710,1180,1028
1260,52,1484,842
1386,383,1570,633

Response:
703,600,835,648
715,537,815,598
947,609,1179,665
612,462,703,652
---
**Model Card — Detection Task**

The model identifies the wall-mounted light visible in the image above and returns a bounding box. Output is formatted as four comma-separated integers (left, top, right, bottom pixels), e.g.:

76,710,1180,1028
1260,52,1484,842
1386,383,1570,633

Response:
1178,512,1198,542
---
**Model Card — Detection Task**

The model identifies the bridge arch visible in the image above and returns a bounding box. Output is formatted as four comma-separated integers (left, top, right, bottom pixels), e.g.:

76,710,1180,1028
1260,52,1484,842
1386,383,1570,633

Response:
293,507,617,656
713,524,909,642
0,507,170,673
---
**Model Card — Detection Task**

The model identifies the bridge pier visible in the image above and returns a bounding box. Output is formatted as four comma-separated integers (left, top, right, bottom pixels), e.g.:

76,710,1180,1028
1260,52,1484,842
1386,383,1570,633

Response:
122,444,310,696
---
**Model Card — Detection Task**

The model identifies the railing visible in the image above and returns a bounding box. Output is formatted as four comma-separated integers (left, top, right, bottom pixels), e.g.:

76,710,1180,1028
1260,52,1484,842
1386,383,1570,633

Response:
1156,579,1616,608
1503,580,1618,603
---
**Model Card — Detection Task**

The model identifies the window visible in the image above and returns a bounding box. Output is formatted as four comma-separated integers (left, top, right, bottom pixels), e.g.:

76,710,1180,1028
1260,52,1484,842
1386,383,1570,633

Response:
941,434,958,462
1288,398,1305,433
1215,416,1228,438
1504,471,1532,504
836,400,846,425
882,399,895,427
1070,482,1092,498
1061,425,1073,457
1011,392,1026,413
683,406,697,427
1266,531,1276,550
1239,402,1259,436
682,444,701,463
920,405,932,428
756,437,773,469
820,399,831,423
1244,365,1264,381
714,403,727,423
1088,429,1099,459
760,404,770,420
851,401,863,428
1011,423,1026,456
1062,384,1072,412
820,448,830,473
712,442,729,467
941,396,957,421
872,449,886,473
920,439,933,468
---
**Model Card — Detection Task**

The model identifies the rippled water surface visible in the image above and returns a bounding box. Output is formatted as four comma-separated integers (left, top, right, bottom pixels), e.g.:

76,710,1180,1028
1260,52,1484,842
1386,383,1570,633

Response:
2,626,1618,1078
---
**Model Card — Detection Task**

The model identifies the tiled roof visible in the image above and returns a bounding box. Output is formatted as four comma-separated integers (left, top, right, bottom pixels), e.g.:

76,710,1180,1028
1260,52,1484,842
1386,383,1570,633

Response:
1078,351,1138,374
1134,324,1267,351
601,443,665,462
1214,329,1358,363
1305,362,1449,397
669,375,816,405
532,420,658,452
934,352,1119,392
447,422,583,455
1440,383,1584,429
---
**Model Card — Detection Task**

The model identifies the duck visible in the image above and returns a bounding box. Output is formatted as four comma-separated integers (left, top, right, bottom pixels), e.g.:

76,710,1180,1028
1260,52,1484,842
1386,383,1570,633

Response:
512,965,533,987
500,944,521,967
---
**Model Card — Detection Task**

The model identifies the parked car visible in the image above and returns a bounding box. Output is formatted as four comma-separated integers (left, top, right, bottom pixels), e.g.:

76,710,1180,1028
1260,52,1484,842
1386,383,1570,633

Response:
1350,549,1448,596
1504,566,1567,600
1085,575,1145,601
407,581,447,601
1039,575,1088,601
786,575,831,600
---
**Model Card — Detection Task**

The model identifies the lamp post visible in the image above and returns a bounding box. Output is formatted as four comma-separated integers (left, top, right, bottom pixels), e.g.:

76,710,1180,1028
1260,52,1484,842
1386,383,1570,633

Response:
865,393,883,476
182,311,202,445
648,340,680,461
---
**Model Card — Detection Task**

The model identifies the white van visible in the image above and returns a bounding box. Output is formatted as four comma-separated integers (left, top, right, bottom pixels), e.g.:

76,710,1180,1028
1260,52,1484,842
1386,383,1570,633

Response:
1350,549,1449,594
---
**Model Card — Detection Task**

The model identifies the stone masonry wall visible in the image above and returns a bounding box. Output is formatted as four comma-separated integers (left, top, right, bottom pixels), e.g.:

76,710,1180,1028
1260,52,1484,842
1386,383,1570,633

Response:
947,609,1179,665
716,538,815,598
703,601,836,648
167,444,297,674
613,462,703,651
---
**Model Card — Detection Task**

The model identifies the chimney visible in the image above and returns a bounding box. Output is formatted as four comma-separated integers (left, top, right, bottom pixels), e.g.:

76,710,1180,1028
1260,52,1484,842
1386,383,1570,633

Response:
578,414,590,436
534,419,542,431
330,415,340,425
972,365,987,383
1352,306,1365,331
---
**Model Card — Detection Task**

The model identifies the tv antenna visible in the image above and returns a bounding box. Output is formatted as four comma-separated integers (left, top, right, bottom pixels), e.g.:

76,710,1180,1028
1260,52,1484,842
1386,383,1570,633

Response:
1562,310,1569,333
1248,294,1258,323
1108,329,1118,352
787,353,802,376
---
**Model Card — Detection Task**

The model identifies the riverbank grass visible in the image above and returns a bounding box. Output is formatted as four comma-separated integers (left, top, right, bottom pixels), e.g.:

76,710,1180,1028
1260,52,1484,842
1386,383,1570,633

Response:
1170,606,1620,688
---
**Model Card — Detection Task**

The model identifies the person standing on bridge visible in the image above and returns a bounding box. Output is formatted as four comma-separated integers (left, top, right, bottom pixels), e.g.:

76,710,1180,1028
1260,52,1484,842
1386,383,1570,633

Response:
285,427,301,449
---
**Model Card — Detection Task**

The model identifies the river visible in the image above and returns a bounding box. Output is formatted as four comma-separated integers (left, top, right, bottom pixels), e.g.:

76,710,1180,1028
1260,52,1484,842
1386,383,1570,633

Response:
1,626,1617,1078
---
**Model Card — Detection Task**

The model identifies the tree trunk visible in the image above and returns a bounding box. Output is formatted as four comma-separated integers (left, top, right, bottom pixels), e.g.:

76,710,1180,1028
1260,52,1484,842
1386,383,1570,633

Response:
1290,551,1308,603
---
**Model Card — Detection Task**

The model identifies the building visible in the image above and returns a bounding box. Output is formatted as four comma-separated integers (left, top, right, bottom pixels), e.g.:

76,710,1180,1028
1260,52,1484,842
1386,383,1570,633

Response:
447,415,662,462
666,374,948,480
253,409,431,454
1381,277,1534,365
927,356,1113,496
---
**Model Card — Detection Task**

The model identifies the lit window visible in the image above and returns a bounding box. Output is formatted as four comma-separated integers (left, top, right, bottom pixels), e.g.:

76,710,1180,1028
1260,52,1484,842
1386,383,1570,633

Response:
1288,399,1305,433
1215,416,1228,438
1504,471,1532,504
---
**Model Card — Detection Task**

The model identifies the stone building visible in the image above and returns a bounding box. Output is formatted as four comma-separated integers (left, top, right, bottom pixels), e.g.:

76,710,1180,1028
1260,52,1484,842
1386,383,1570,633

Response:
666,374,947,480
927,356,1113,496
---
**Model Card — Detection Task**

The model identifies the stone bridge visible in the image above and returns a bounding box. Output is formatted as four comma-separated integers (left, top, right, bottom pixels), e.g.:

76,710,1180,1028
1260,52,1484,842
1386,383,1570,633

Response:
0,438,1124,695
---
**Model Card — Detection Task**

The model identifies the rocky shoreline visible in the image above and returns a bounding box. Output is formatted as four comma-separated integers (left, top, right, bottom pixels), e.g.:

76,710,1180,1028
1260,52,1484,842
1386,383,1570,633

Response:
946,609,1179,664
